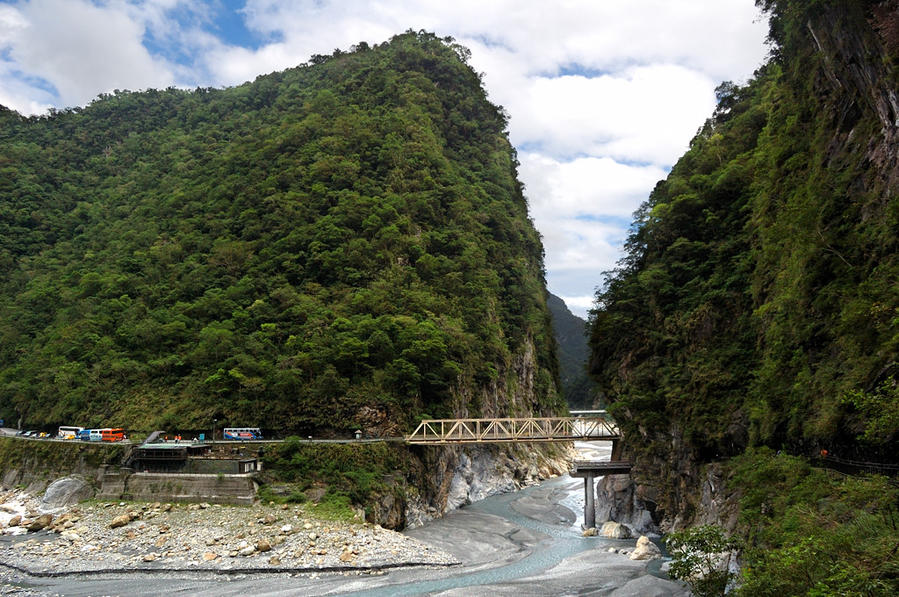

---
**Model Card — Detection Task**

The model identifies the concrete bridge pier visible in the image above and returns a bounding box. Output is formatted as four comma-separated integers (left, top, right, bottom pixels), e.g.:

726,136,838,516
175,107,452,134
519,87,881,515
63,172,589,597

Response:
582,472,596,529
571,458,633,530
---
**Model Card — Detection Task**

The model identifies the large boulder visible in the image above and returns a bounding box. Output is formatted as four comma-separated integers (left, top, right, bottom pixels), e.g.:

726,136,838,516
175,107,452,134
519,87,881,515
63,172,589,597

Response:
42,476,94,508
629,535,662,560
600,521,632,539
26,513,53,532
109,514,132,529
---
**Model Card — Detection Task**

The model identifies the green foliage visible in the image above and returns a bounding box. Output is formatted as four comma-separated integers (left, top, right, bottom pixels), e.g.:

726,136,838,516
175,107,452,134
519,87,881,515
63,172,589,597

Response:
587,3,899,593
0,436,125,476
665,524,741,597
588,0,899,464
841,377,899,444
260,438,407,511
0,31,563,433
732,448,899,596
546,292,598,409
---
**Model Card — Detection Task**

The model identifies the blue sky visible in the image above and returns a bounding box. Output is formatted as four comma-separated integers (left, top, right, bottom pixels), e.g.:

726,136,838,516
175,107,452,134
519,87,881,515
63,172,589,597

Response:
0,0,769,317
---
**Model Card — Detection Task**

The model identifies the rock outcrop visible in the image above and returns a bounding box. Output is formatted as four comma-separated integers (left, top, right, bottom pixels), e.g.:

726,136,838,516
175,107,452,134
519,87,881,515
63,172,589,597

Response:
42,476,94,508
595,474,657,534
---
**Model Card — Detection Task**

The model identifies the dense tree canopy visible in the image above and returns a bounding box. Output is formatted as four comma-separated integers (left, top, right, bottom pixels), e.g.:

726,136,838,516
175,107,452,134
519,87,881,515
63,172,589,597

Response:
589,0,899,463
547,293,600,410
0,31,563,434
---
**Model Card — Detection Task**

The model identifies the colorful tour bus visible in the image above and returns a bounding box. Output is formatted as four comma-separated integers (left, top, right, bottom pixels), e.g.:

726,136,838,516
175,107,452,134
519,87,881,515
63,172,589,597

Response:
57,426,83,439
223,427,263,441
77,428,126,442
101,428,126,442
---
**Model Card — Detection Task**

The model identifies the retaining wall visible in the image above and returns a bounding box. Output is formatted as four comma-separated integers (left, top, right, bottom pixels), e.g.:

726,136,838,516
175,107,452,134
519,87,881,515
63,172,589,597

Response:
97,470,257,505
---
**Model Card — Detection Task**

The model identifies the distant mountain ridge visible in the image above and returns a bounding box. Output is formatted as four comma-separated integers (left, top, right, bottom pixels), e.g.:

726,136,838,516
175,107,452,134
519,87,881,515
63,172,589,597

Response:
547,293,598,410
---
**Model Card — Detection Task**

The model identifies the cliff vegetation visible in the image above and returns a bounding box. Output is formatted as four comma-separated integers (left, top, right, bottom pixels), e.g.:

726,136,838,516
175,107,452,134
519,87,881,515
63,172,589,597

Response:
588,0,899,593
547,293,600,410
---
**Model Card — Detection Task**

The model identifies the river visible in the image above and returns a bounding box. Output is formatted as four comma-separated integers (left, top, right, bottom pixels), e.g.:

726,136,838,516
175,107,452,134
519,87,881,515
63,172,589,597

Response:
2,443,686,596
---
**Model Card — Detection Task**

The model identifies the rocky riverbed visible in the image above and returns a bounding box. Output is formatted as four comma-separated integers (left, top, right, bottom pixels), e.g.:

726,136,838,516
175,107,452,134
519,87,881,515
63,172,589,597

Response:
0,444,687,596
0,488,458,577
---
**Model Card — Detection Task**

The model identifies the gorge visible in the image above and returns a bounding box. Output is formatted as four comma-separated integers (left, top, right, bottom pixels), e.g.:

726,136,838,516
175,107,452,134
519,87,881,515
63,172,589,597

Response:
1,0,898,594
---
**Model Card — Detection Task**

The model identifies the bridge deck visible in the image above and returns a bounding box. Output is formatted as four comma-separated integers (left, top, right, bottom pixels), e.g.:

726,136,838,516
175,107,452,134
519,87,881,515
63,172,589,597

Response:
405,417,619,444
570,459,633,476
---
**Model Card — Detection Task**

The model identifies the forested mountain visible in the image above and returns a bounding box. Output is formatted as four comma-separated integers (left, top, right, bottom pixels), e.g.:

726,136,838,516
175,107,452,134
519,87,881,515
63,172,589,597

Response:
0,31,563,434
546,293,599,409
588,0,898,592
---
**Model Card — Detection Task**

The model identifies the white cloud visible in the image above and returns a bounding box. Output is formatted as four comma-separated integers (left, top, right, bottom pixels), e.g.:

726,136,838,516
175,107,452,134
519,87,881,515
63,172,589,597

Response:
521,154,667,219
520,153,665,291
506,65,717,164
0,0,176,108
557,295,596,319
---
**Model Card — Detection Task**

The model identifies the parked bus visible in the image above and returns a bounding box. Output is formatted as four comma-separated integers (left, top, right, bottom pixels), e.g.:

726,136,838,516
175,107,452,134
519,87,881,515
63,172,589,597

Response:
58,426,83,440
77,429,92,441
101,428,126,442
223,427,263,441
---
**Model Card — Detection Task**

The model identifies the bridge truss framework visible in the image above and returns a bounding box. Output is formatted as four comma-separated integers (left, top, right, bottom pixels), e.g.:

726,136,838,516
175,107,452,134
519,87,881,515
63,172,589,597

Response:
405,416,619,445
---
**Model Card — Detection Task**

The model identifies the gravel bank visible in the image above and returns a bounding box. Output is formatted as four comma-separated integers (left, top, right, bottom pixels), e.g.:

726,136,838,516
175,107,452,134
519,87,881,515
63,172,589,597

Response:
0,489,458,577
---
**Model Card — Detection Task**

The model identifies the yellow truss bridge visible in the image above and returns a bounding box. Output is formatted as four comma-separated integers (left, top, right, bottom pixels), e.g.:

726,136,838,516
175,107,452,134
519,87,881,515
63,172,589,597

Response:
405,416,619,445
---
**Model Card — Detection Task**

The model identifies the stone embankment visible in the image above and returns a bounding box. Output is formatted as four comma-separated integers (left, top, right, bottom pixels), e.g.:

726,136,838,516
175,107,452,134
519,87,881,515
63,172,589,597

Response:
0,488,458,576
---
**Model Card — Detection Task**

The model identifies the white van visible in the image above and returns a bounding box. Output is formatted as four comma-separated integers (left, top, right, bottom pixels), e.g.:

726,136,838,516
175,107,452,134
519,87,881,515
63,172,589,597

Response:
89,429,103,442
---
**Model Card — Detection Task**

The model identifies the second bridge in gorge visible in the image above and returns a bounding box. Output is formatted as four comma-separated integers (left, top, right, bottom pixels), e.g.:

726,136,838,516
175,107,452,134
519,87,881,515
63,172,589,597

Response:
405,412,631,530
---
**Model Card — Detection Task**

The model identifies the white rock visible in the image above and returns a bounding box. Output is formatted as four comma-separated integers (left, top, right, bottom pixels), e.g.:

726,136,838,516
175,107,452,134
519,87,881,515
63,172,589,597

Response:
629,535,662,560
600,521,632,539
42,477,94,508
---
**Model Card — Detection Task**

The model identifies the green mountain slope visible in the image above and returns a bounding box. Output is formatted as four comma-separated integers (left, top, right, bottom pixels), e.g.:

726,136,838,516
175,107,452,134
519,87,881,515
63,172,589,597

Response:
590,0,898,469
0,31,563,434
546,293,599,409
588,0,898,592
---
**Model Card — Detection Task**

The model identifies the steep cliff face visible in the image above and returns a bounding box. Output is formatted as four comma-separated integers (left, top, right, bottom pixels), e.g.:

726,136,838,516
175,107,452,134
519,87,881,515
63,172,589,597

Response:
590,0,899,531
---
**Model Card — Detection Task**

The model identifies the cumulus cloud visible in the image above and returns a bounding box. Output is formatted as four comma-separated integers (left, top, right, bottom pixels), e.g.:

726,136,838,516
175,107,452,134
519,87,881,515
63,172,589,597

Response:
521,154,667,219
506,66,718,164
518,153,666,314
0,0,175,108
